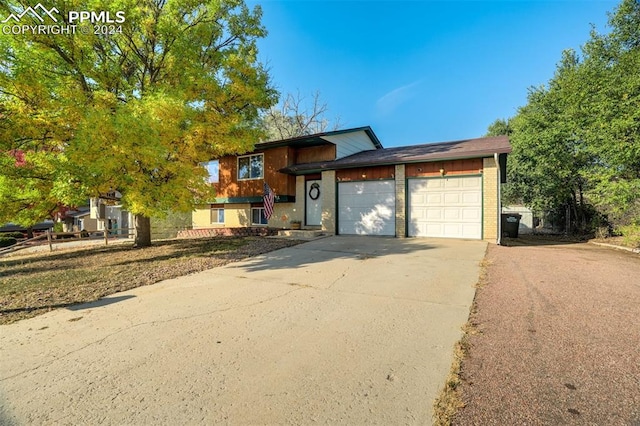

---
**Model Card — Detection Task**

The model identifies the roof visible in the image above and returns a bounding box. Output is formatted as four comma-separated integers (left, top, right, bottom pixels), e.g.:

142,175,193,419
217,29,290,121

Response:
280,136,511,174
256,126,383,150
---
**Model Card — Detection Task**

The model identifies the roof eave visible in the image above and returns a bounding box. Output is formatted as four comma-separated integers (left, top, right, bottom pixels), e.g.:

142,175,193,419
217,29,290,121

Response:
280,148,512,175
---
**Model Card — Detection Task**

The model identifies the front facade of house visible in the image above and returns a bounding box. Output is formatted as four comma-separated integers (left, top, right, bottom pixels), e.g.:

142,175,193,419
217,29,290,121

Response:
192,127,511,242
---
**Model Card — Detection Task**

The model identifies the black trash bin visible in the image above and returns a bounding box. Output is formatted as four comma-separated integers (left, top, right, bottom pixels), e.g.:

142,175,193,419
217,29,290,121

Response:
501,213,522,238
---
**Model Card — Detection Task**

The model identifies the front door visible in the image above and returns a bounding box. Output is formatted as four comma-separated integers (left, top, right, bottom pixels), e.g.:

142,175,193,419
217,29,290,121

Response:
305,180,322,226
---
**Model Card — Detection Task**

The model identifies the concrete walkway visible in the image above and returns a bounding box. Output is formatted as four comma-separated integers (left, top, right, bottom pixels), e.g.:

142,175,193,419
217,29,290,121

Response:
0,236,486,425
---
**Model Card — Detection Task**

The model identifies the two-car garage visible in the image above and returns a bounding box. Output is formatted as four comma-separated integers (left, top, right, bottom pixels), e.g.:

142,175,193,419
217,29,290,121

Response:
287,135,509,242
337,176,483,239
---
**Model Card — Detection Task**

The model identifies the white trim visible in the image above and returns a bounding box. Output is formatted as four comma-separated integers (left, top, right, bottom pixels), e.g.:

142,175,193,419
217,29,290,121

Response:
237,153,264,181
251,207,268,225
210,207,224,224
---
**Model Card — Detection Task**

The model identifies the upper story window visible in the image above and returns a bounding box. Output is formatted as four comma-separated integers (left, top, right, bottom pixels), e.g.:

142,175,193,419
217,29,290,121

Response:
204,160,219,184
238,154,263,180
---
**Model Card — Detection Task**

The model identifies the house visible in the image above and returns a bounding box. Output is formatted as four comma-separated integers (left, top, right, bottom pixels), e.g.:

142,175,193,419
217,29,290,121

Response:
192,126,511,242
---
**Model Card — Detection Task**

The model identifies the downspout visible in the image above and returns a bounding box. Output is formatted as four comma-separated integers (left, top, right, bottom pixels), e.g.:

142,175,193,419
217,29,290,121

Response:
495,153,502,245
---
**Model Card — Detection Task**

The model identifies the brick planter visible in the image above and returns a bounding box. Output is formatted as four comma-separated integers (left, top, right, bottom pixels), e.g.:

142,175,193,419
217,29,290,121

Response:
176,227,279,239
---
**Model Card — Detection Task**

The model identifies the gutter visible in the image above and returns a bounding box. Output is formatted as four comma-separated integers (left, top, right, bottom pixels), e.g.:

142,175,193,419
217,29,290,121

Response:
495,152,502,245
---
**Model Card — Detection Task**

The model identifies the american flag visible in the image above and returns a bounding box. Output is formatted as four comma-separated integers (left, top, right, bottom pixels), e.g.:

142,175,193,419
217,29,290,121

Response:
263,181,275,220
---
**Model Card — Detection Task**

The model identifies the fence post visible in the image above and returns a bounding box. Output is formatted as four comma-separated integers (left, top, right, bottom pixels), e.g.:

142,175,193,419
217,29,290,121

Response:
46,230,53,252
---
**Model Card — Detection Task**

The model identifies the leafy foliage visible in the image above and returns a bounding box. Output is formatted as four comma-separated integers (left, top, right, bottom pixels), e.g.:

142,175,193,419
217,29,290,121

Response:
495,0,640,232
0,0,276,245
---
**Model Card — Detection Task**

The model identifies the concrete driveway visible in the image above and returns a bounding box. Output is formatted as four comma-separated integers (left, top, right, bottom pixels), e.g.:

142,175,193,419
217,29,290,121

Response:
0,236,486,425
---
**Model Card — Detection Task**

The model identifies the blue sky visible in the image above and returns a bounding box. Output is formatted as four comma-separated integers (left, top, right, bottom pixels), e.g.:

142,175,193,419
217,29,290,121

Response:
248,0,618,147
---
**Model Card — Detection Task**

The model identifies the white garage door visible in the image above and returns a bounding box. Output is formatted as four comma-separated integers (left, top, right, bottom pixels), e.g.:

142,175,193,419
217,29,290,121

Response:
338,180,396,236
408,176,482,239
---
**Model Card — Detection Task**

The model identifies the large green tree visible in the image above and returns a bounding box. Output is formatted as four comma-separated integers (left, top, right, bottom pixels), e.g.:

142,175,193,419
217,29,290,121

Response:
0,0,276,246
494,0,640,231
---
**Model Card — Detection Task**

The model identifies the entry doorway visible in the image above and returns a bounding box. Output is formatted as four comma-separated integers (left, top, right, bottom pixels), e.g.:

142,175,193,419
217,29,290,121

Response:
305,180,322,226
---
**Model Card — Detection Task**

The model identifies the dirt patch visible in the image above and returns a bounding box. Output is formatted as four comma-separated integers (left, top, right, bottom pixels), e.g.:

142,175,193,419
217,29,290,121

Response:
454,241,640,424
0,237,302,324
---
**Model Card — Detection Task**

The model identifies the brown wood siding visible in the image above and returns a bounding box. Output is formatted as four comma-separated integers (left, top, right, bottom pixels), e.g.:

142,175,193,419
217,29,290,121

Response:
405,158,483,178
336,166,395,182
295,144,336,164
214,146,295,198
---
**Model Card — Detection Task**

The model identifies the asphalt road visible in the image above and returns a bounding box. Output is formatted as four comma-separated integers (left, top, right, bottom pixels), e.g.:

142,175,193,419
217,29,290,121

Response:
455,240,640,425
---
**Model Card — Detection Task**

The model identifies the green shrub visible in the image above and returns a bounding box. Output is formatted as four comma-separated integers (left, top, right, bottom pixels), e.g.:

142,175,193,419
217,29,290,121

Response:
1,231,25,239
618,224,640,248
0,237,17,248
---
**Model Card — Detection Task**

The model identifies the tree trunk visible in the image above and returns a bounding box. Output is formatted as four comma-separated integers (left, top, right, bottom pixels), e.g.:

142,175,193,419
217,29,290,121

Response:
134,214,152,247
26,227,34,239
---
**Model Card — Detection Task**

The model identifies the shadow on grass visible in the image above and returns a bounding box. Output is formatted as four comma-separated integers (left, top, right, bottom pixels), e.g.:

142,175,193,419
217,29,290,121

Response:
67,295,136,311
501,234,588,247
0,295,136,316
0,237,247,271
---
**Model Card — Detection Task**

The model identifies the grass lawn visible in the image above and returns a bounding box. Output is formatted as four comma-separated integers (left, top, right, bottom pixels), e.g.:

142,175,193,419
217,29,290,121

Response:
0,236,302,325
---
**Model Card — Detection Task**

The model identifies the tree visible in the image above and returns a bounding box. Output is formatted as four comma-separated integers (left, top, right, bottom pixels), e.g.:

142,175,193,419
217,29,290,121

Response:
261,91,342,141
495,0,640,232
0,0,276,246
485,118,512,137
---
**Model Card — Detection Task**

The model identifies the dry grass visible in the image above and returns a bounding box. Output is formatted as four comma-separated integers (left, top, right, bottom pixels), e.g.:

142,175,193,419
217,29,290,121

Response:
0,236,302,325
432,252,487,425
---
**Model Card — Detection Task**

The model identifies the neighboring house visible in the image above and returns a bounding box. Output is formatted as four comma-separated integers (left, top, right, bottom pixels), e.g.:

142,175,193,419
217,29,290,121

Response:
192,126,511,242
60,201,133,235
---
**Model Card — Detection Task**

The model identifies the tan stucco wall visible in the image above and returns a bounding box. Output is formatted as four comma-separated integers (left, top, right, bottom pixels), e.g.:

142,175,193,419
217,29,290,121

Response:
483,157,499,242
293,176,306,223
395,164,406,238
267,203,298,229
223,204,251,227
321,170,336,234
193,203,251,228
193,202,301,229
192,207,212,229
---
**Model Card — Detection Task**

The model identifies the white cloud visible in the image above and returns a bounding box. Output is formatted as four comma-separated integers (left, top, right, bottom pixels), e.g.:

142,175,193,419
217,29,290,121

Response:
375,80,421,116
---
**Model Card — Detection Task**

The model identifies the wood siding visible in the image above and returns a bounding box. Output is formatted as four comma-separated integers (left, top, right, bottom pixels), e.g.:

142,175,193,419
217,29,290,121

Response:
295,145,336,164
336,165,395,182
405,158,483,178
214,146,295,198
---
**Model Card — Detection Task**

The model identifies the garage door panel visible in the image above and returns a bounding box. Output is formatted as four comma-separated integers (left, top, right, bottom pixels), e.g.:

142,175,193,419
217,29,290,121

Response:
338,181,396,236
425,194,441,204
443,209,462,220
463,177,482,188
462,208,481,221
423,208,443,220
462,192,481,204
443,193,461,204
408,177,482,239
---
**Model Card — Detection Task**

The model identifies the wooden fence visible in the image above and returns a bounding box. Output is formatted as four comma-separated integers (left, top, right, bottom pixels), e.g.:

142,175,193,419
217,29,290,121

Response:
0,228,136,256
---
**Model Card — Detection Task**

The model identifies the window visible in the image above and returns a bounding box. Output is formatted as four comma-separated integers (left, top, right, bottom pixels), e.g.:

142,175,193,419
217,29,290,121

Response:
211,207,224,224
203,160,219,184
238,154,263,180
251,207,268,225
